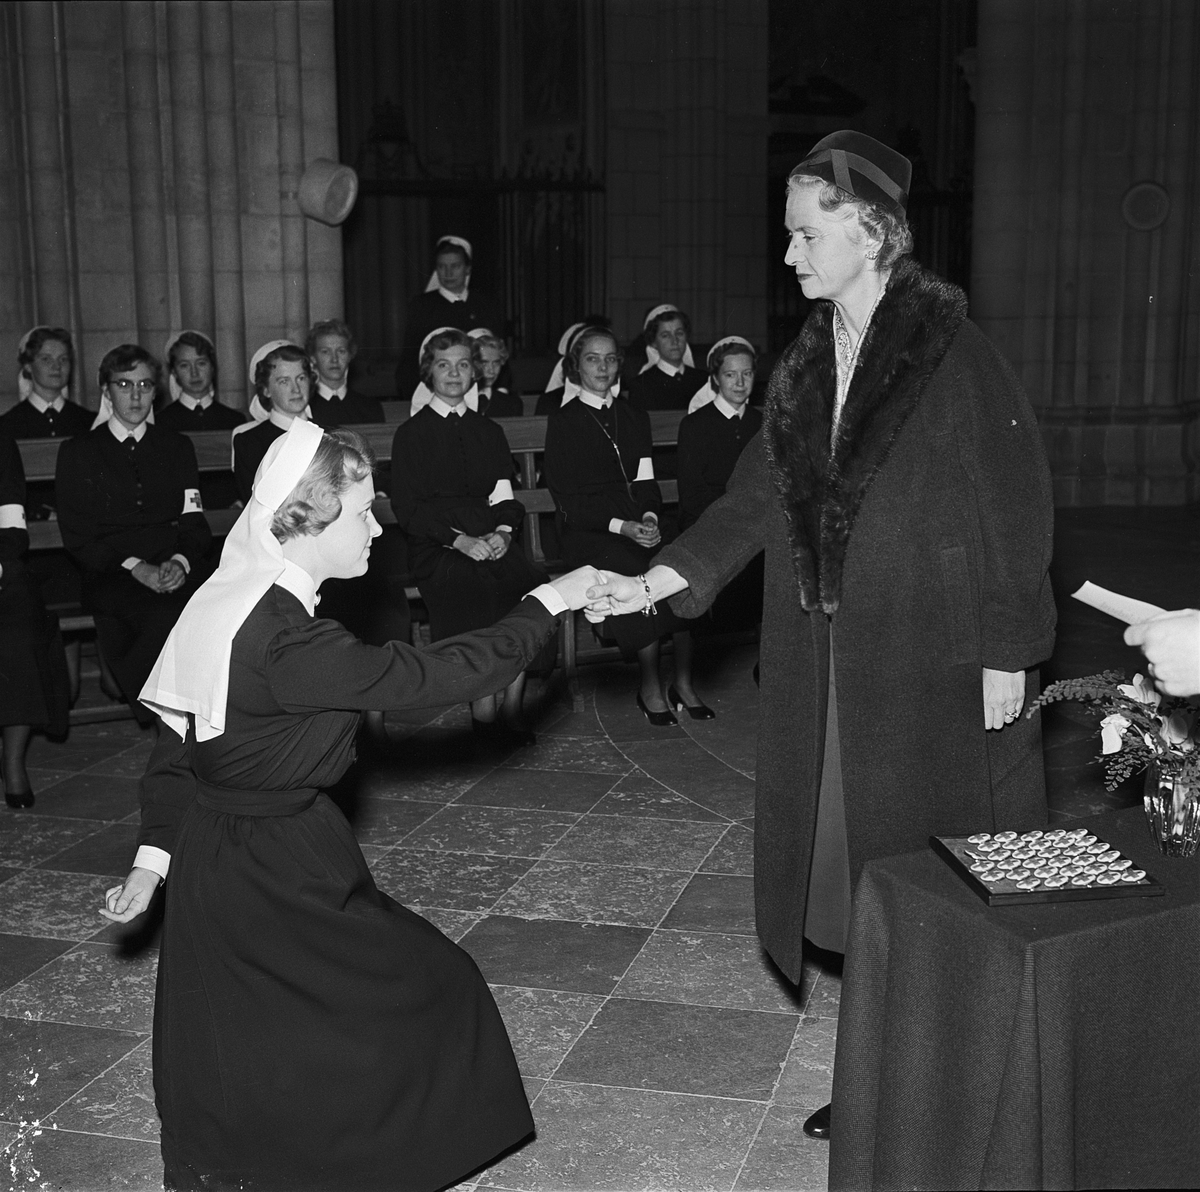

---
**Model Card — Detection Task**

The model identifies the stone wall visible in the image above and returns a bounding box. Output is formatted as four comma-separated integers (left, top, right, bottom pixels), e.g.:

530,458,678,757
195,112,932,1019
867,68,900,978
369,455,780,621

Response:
604,0,769,349
972,0,1200,505
0,0,340,412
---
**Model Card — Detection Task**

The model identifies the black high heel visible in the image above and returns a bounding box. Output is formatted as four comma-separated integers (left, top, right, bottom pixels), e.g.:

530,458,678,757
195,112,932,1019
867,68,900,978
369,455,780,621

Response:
636,692,678,727
667,684,716,721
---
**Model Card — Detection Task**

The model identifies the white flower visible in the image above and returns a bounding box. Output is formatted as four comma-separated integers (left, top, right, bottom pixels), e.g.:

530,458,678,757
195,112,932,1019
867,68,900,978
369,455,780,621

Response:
1100,713,1131,754
1160,710,1197,752
1118,674,1161,709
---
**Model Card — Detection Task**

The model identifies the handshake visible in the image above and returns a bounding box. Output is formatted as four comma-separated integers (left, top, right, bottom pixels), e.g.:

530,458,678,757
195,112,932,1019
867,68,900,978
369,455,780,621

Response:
548,567,659,622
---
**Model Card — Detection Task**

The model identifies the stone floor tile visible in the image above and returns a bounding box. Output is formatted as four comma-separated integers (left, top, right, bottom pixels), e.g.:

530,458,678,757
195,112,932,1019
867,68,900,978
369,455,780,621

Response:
773,1016,837,1109
620,740,757,820
24,722,147,768
85,741,155,779
502,737,634,776
353,759,494,803
536,707,607,739
34,822,139,876
22,767,76,792
25,773,141,822
0,941,157,1033
590,771,726,822
0,934,74,994
733,1104,830,1191
803,970,842,1019
370,848,534,913
478,1081,766,1191
546,817,728,870
408,906,481,942
344,795,443,845
617,930,806,1014
701,824,755,875
660,873,757,935
2,1127,162,1190
0,1121,17,1151
51,1039,157,1141
455,767,616,813
402,805,579,859
461,916,650,994
0,1017,143,1125
0,815,100,868
494,861,691,928
489,985,605,1078
555,997,797,1101
0,870,118,941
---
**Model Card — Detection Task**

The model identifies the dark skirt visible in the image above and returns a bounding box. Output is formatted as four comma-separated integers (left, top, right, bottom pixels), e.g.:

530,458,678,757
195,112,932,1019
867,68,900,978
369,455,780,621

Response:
0,568,69,733
417,547,547,642
156,788,533,1192
561,528,685,655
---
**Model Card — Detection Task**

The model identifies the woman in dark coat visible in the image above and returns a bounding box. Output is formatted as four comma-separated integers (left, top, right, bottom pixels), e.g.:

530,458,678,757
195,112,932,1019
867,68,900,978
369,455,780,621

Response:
0,429,69,808
102,421,602,1191
588,132,1056,1139
392,329,546,738
544,327,708,725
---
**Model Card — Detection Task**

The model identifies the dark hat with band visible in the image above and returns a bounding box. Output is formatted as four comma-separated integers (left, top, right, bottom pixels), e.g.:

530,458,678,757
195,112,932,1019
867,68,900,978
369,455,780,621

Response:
789,131,912,216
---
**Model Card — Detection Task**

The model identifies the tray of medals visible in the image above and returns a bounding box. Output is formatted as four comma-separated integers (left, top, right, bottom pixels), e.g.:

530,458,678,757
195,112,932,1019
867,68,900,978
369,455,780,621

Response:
930,827,1164,906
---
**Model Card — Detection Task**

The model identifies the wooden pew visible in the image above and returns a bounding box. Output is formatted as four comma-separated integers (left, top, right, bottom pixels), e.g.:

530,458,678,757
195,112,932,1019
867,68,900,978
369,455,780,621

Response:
22,409,687,714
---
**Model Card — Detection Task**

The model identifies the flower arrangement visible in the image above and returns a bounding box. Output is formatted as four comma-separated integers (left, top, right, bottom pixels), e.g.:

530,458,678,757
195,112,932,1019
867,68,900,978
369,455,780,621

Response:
1028,671,1199,790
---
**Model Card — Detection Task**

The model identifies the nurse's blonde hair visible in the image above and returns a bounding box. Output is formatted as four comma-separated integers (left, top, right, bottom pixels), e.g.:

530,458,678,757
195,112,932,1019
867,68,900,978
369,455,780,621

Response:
271,429,374,542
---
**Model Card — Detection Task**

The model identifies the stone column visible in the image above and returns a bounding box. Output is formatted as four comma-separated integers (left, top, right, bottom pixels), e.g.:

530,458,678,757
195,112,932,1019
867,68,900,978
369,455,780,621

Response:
0,0,343,414
973,0,1200,505
604,0,769,348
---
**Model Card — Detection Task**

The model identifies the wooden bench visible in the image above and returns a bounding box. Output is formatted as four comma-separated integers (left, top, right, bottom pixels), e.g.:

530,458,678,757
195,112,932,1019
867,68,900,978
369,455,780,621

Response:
21,408,686,716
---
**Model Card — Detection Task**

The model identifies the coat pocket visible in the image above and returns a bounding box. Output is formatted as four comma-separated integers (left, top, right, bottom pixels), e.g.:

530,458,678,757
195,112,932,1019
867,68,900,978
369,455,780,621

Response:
938,543,978,665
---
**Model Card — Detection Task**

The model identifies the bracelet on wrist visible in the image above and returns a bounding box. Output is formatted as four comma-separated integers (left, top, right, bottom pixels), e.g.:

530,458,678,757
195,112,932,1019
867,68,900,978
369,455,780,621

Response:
637,573,656,618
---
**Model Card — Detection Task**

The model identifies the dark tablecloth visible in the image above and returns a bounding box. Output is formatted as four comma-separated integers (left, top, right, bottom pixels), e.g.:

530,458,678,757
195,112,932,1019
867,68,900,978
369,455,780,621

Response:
829,806,1200,1191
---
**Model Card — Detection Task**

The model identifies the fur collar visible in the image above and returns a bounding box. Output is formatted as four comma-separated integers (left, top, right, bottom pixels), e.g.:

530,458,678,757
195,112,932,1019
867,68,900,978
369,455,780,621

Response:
763,257,967,613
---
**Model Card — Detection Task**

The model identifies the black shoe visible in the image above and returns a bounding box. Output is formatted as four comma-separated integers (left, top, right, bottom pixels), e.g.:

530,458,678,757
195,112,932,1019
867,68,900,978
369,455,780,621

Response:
802,1103,831,1140
667,684,715,721
636,692,678,727
4,785,35,810
752,662,760,687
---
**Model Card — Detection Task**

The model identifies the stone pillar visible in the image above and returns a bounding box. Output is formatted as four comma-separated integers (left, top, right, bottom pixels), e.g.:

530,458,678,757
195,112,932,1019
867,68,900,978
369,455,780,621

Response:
604,0,769,348
973,0,1200,505
0,0,343,413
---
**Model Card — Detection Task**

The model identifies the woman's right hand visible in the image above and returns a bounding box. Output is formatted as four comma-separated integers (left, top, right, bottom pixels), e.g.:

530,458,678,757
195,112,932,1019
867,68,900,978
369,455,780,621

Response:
549,566,606,610
620,520,660,547
101,867,161,923
453,534,495,562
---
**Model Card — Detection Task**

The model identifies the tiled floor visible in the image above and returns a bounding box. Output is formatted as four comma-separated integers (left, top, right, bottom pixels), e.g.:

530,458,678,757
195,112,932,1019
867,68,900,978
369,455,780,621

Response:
1,506,1196,1191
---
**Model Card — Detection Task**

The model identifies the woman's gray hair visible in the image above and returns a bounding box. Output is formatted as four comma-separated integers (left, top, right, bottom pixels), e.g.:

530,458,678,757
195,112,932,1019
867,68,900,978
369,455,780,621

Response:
270,429,375,542
787,174,913,269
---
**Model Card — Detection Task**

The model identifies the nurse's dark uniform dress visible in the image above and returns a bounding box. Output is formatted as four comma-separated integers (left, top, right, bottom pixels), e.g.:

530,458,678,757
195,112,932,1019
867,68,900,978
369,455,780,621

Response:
391,403,546,641
139,575,549,1191
544,394,681,654
677,397,764,630
0,430,68,736
627,361,706,413
307,385,384,428
156,395,246,510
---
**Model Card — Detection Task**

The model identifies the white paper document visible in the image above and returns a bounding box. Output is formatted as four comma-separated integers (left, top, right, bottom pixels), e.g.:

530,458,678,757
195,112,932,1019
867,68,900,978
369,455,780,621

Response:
1071,581,1166,625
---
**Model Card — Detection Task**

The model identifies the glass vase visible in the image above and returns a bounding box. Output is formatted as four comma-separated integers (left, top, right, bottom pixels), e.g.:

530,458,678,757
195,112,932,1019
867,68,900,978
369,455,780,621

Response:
1143,765,1200,858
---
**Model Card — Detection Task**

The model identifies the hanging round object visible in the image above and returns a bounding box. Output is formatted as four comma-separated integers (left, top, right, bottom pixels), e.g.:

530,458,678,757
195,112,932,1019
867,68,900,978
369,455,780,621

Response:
298,159,359,226
1121,181,1169,231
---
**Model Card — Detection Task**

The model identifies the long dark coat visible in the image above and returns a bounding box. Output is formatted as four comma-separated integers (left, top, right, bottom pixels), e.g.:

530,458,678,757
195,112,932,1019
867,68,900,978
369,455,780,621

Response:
656,259,1057,982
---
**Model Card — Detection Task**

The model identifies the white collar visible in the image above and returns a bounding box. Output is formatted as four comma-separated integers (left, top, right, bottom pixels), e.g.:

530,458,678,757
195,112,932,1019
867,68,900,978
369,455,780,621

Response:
436,285,469,304
714,395,746,420
276,558,318,615
26,391,66,415
176,390,214,411
316,381,347,401
655,357,686,378
107,418,149,444
577,388,614,410
268,407,309,431
431,394,470,417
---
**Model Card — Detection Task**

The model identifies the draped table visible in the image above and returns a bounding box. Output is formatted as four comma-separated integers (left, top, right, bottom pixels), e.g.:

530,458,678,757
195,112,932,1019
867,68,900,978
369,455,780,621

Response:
829,806,1200,1190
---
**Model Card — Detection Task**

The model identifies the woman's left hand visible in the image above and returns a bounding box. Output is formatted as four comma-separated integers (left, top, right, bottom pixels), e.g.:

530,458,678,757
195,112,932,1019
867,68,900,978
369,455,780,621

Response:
485,530,511,559
983,667,1025,730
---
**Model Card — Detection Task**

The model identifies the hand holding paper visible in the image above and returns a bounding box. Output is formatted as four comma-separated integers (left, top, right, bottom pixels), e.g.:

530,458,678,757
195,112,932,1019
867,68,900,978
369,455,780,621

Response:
1124,609,1200,698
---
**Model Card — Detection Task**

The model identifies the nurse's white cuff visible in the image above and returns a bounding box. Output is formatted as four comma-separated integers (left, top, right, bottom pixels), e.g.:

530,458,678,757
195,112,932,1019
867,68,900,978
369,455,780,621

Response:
133,845,170,881
608,518,625,535
488,479,514,505
0,503,26,530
